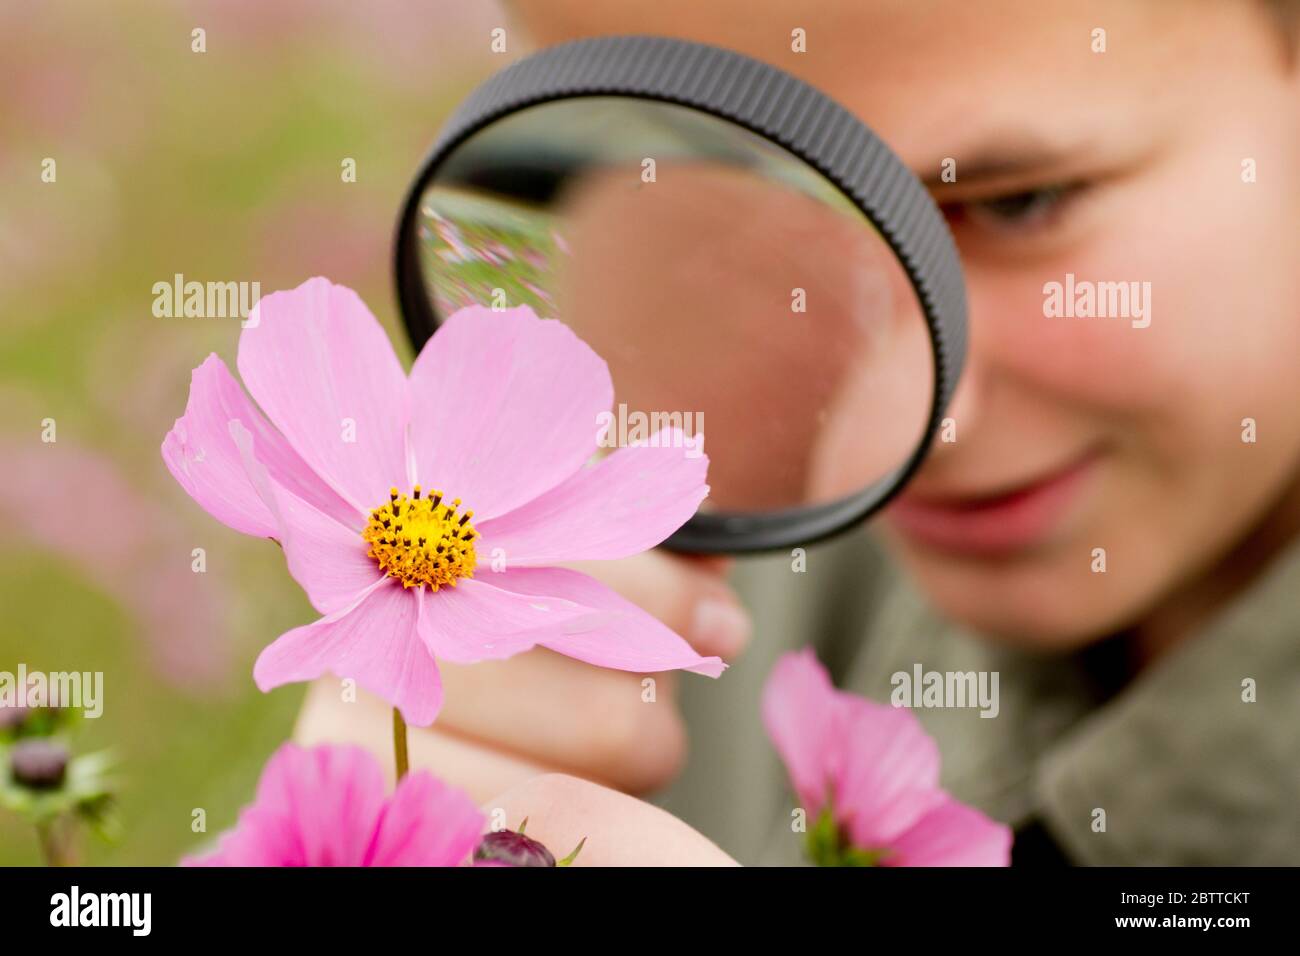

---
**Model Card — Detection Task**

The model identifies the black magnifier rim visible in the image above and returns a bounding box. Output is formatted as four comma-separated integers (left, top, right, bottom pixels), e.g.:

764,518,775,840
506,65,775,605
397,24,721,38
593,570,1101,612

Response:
394,34,967,555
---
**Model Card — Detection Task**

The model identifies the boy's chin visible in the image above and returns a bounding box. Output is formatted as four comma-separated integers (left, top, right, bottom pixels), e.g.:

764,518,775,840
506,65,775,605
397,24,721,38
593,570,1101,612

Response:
950,614,1117,654
901,556,1152,653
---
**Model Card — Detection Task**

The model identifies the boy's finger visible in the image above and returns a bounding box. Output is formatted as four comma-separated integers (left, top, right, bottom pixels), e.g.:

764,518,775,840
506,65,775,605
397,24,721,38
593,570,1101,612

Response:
435,651,687,794
566,551,751,660
295,679,550,803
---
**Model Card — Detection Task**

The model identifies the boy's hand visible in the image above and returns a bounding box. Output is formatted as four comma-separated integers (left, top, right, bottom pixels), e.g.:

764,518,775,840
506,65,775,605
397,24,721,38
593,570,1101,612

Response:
480,773,739,866
294,551,750,800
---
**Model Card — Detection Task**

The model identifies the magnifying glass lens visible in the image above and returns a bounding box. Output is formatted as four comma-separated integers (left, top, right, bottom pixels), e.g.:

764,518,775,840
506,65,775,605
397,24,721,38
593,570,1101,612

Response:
413,97,933,522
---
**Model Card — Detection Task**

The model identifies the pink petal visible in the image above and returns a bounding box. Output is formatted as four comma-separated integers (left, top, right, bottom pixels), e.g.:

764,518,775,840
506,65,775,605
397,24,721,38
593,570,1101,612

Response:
883,794,1012,867
762,650,990,863
415,577,593,664
407,305,613,521
366,771,484,866
489,567,725,677
834,696,944,848
183,802,299,867
162,354,358,537
761,649,841,813
253,578,445,727
237,278,410,512
256,744,388,866
231,420,380,615
186,744,386,866
475,433,708,566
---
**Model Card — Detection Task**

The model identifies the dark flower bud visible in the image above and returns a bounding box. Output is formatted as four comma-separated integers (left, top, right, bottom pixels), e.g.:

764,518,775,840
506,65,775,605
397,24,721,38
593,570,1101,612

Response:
474,828,556,867
10,739,69,790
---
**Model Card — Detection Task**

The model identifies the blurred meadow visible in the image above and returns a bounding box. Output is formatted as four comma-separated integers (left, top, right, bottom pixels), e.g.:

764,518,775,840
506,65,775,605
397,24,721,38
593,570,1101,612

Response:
0,0,508,864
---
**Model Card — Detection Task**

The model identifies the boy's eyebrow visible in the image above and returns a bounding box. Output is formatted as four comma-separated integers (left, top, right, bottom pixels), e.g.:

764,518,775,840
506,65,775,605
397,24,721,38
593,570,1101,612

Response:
918,132,1097,193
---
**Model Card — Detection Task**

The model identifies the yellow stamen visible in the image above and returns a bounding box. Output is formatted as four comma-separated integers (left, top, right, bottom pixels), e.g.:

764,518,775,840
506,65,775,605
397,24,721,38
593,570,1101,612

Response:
362,485,478,590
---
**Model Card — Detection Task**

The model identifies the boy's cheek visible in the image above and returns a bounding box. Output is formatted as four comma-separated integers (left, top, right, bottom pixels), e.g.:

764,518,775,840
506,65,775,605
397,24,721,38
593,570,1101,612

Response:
962,222,1289,437
959,274,1169,441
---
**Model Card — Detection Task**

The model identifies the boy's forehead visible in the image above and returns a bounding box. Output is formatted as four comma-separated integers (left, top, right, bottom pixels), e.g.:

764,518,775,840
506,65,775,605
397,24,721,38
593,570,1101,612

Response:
512,0,1230,166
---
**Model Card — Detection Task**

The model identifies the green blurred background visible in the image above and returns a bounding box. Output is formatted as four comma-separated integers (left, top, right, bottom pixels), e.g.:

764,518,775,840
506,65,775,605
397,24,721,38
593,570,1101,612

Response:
0,0,511,864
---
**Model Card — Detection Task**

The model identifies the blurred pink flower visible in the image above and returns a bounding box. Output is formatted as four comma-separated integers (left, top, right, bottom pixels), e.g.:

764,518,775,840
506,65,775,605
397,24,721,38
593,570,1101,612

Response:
762,649,1011,866
162,277,721,726
185,743,482,866
0,437,231,688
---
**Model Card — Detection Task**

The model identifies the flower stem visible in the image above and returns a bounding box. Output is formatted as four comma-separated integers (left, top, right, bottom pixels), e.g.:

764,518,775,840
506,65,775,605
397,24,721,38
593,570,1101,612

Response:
36,820,65,867
392,707,409,782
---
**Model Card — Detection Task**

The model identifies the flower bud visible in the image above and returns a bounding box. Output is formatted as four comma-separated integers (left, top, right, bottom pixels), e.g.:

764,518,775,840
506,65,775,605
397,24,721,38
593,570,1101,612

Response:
474,828,557,867
10,739,69,790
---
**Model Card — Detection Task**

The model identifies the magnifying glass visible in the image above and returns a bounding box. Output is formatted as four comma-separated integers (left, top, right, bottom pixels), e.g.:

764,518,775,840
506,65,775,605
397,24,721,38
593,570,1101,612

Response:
394,35,966,554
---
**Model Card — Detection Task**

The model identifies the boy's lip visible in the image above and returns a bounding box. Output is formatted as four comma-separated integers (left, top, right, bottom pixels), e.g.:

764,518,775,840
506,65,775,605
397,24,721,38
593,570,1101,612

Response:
885,451,1101,557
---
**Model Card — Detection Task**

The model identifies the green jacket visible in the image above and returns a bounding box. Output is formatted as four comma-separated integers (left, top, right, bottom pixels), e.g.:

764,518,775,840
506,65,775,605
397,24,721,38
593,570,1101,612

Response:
657,527,1300,865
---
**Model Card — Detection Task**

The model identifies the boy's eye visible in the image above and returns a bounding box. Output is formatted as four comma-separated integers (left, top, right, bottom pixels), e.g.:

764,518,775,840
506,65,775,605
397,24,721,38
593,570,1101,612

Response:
945,184,1078,233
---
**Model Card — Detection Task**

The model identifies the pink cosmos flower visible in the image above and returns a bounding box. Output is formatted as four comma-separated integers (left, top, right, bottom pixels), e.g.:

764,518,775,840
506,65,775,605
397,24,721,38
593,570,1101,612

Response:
185,743,482,866
162,278,722,726
762,649,1011,866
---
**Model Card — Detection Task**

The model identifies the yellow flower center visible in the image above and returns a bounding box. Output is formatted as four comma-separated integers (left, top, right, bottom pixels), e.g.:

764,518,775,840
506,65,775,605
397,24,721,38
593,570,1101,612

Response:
362,486,478,590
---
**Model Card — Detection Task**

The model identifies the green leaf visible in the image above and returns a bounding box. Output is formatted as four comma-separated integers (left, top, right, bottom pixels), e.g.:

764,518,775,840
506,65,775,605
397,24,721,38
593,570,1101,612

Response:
804,804,887,867
556,837,587,867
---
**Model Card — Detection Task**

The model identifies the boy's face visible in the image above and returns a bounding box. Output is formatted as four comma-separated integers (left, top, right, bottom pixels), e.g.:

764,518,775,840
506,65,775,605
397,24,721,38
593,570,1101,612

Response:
515,0,1300,647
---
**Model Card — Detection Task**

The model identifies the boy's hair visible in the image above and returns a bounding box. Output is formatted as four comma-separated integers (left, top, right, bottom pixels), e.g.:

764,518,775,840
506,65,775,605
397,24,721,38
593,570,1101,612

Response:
1262,0,1300,52
1265,0,1300,24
